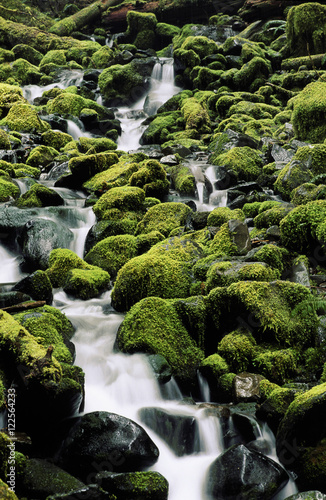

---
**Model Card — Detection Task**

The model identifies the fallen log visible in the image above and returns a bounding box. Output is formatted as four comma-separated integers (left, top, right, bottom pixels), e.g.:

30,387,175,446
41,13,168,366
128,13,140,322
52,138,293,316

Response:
2,301,46,313
49,0,124,37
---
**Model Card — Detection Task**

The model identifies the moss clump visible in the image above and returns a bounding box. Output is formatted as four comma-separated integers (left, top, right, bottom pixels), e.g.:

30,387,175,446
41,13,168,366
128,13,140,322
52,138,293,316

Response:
232,56,271,91
290,82,326,143
41,130,73,150
69,151,118,184
148,236,204,264
14,306,74,363
111,253,192,312
26,145,59,168
15,184,63,208
63,268,110,300
98,63,145,105
90,46,114,68
0,129,10,149
46,92,107,118
200,354,229,379
136,202,192,237
0,177,19,202
227,280,318,348
181,97,211,134
207,207,245,227
280,200,326,252
210,146,263,181
0,103,49,133
259,378,281,401
84,161,137,194
39,50,66,69
253,348,298,384
85,234,139,277
253,205,293,227
140,111,183,145
291,183,326,206
45,248,91,288
129,159,169,200
93,186,146,221
11,58,42,85
206,261,277,290
250,244,286,274
166,163,196,197
209,222,240,257
116,296,204,379
286,3,326,56
217,329,257,373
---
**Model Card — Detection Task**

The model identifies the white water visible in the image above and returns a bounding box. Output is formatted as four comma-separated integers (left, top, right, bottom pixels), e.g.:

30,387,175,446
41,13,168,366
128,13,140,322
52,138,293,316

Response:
22,70,85,103
0,245,22,284
116,58,181,151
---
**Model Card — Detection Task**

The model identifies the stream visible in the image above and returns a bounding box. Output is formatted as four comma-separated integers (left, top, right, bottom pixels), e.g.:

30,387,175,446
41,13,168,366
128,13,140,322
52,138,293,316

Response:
0,58,299,499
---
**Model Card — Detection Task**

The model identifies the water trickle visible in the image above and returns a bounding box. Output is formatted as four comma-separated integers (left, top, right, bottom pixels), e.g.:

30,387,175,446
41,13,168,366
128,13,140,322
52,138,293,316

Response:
66,119,92,140
23,70,84,103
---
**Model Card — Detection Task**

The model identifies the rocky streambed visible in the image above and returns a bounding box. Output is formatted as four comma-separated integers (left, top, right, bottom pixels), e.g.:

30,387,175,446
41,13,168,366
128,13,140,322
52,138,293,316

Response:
1,0,326,498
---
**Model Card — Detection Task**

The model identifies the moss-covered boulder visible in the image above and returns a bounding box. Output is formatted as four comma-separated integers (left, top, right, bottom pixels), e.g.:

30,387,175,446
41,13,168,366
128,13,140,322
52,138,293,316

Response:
111,252,193,312
206,261,278,291
0,177,19,202
46,92,108,118
0,104,49,133
69,151,118,185
98,63,147,106
93,186,146,221
63,267,110,300
210,146,263,182
253,348,299,384
210,220,251,257
84,159,137,194
181,97,211,134
286,3,326,57
129,159,169,200
13,270,53,304
290,81,326,143
136,202,192,237
116,296,204,380
217,329,257,373
276,383,326,490
140,111,183,145
207,207,245,227
95,470,168,500
12,44,43,66
26,146,60,169
42,129,74,150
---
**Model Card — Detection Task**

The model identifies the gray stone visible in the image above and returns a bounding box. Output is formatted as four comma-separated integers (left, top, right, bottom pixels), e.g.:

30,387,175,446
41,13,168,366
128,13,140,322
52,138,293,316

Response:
228,219,251,255
233,372,264,402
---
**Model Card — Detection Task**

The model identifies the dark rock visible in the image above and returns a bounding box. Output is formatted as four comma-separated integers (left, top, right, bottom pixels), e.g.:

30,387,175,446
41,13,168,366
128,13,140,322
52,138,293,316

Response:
265,225,281,240
270,143,294,163
206,443,288,499
57,411,159,482
232,412,259,444
284,492,326,500
138,407,200,456
46,484,107,500
13,270,53,304
42,114,68,133
161,144,192,157
147,354,172,383
228,219,251,255
0,291,31,308
233,372,264,402
95,471,169,500
19,218,73,270
192,211,209,230
288,261,310,287
18,458,85,499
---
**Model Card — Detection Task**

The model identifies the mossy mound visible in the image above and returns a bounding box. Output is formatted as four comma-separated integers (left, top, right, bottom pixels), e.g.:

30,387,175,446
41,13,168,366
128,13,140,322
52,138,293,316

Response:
181,96,211,134
111,253,193,312
116,296,204,380
210,146,263,181
98,63,145,105
69,151,118,185
136,202,192,237
140,111,182,145
253,347,298,384
45,248,92,288
207,207,245,227
11,58,42,85
63,267,110,300
0,129,11,149
129,159,169,199
0,103,49,132
91,45,114,68
15,184,64,208
41,129,74,150
46,91,107,118
85,234,139,277
290,82,326,143
165,163,196,197
0,176,19,202
93,186,146,221
83,159,137,194
26,145,59,168
148,236,204,264
13,305,74,364
286,3,326,56
217,329,257,373
206,261,278,290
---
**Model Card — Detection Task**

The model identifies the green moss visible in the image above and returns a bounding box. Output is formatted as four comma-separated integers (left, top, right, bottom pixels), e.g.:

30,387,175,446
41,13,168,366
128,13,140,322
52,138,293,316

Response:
39,50,66,69
78,137,118,154
209,222,239,257
207,207,245,227
129,159,169,199
227,280,318,347
26,145,59,168
15,183,63,208
253,348,298,384
0,129,10,149
210,146,263,181
148,236,204,263
65,41,101,65
111,253,192,312
217,329,257,373
11,58,42,85
206,261,278,290
70,152,119,185
286,3,326,56
280,200,326,252
84,160,136,194
290,82,326,143
0,177,19,201
0,103,49,132
126,10,157,35
13,306,74,363
253,205,293,228
291,183,326,206
232,57,271,91
93,186,145,221
228,100,280,120
46,91,107,118
193,254,222,281
91,46,114,68
0,432,11,480
180,96,211,134
200,353,229,378
45,248,92,288
85,234,139,277
116,296,203,379
140,111,182,144
41,130,73,150
259,378,281,401
63,267,110,300
251,244,286,273
136,202,192,237
98,63,144,104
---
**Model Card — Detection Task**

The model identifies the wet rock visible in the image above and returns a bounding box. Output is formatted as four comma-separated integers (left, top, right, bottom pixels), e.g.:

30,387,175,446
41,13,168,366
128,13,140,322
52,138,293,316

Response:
228,219,251,255
160,154,178,165
233,372,264,403
46,484,107,500
13,270,53,304
265,225,281,241
19,218,74,270
57,411,159,481
95,471,168,500
285,492,326,500
161,144,192,157
288,261,310,287
138,407,199,456
147,354,172,383
0,291,31,308
206,443,288,499
18,458,85,499
231,412,258,444
256,388,297,434
270,143,294,163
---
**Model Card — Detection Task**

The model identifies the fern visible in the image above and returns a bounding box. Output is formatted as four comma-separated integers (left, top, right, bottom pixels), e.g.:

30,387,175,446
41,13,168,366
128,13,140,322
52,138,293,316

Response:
291,296,326,317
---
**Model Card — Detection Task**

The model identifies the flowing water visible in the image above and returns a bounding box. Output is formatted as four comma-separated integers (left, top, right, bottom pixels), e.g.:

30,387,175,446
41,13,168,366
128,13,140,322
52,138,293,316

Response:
2,60,299,499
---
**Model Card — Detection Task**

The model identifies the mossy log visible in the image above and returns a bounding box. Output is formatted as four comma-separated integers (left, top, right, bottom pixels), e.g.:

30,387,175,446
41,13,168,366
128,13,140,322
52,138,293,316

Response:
49,0,124,37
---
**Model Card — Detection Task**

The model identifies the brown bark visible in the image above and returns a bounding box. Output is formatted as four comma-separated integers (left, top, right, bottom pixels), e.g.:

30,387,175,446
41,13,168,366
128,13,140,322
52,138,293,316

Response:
49,0,124,36
2,301,46,313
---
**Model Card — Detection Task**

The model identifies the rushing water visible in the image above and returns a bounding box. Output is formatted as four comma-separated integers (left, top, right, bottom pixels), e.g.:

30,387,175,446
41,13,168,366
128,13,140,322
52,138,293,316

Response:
1,60,300,499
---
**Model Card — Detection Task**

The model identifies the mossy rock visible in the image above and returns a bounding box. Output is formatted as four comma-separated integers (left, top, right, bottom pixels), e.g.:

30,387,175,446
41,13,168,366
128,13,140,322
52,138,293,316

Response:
98,63,145,105
248,244,286,274
46,92,107,118
291,183,326,206
217,329,257,373
210,146,263,181
181,36,218,60
279,200,326,252
148,236,204,264
0,478,18,499
41,130,73,150
84,159,136,194
111,252,193,312
96,470,168,500
232,56,271,92
15,184,64,208
0,177,19,202
129,159,169,200
253,204,293,227
85,234,139,278
13,306,74,364
286,3,326,57
0,129,11,149
209,221,251,257
69,151,118,185
93,186,145,221
136,202,192,237
63,267,110,300
140,111,183,145
26,145,59,168
227,280,318,348
116,296,204,380
206,261,278,291
13,269,53,304
290,82,326,143
39,50,66,69
45,248,92,288
11,58,42,85
166,163,196,197
78,137,118,154
91,46,114,68
256,387,297,432
253,348,298,384
0,103,49,132
127,10,157,35
0,48,14,65
207,207,245,227
181,97,211,134
200,353,229,382
12,44,43,66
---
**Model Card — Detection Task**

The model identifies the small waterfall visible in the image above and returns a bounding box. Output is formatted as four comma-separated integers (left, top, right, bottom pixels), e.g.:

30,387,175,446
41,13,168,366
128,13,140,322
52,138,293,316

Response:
23,70,84,103
116,58,181,151
0,245,23,285
66,119,92,140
